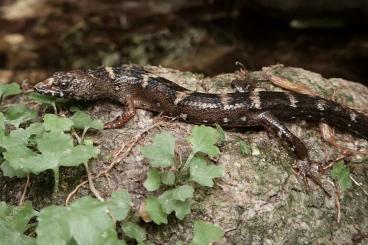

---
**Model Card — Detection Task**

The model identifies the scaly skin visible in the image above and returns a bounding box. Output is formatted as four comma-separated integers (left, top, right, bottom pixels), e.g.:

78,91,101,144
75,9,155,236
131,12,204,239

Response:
34,65,368,194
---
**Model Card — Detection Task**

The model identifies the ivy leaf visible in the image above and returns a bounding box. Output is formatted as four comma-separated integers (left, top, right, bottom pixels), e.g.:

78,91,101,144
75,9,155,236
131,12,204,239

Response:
5,104,36,128
0,83,21,100
158,185,193,220
0,161,27,178
0,201,37,245
122,222,146,243
0,201,38,232
0,128,29,151
25,122,44,138
190,157,224,187
239,140,251,155
108,190,131,221
144,197,168,225
43,114,74,132
4,131,99,175
215,123,225,142
28,92,66,112
0,220,36,245
187,125,220,157
160,172,175,186
190,221,224,245
0,112,5,134
37,196,120,245
141,132,175,168
71,110,103,130
171,185,194,201
143,169,161,191
331,161,352,192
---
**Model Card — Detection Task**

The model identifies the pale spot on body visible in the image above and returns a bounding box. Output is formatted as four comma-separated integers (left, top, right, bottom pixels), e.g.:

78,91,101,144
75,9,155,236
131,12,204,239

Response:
287,93,298,108
316,100,327,111
179,113,187,120
105,67,116,79
350,112,357,122
141,75,150,88
223,118,229,123
241,116,246,121
174,91,191,105
250,91,261,109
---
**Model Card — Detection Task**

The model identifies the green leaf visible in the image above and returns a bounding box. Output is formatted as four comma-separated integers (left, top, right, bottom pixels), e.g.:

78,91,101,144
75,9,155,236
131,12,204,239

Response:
43,114,74,132
25,122,44,138
190,221,224,245
141,131,175,168
190,157,224,187
0,201,37,245
108,190,131,221
0,83,21,100
28,92,57,105
71,110,103,130
5,104,36,128
122,222,146,243
0,220,36,245
187,125,220,157
0,112,5,134
0,128,29,151
171,185,194,201
158,185,193,220
160,172,175,186
37,196,120,245
215,123,225,142
0,201,38,232
331,161,352,192
28,92,67,112
0,161,27,178
143,169,161,191
4,131,99,175
144,197,168,225
239,140,251,155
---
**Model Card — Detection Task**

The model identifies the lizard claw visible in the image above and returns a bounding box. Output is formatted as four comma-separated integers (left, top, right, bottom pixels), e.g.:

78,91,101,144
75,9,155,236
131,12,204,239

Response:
293,159,331,198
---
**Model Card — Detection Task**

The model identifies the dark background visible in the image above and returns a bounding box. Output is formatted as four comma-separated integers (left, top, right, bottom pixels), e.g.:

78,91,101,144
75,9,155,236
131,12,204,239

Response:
1,0,367,84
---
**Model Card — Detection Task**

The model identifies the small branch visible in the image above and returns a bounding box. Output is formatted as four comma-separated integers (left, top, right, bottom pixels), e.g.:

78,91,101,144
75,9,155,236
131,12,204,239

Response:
98,121,163,177
334,182,341,224
65,180,88,206
65,121,163,205
18,174,30,206
350,175,368,196
84,162,104,202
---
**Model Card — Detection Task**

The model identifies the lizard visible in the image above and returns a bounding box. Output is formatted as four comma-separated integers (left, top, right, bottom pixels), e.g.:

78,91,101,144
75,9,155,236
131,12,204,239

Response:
33,65,368,193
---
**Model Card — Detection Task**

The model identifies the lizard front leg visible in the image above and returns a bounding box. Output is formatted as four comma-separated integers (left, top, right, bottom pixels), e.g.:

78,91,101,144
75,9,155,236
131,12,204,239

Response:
104,97,136,129
254,111,329,195
231,79,255,93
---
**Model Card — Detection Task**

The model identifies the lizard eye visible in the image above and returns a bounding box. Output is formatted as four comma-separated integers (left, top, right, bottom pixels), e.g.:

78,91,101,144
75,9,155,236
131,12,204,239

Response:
59,81,70,90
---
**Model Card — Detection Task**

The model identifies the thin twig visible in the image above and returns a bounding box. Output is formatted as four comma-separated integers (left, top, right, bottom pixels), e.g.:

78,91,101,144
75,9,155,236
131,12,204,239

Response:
18,174,30,206
334,182,341,224
65,180,88,206
65,121,163,205
98,121,163,177
84,162,104,202
350,175,368,196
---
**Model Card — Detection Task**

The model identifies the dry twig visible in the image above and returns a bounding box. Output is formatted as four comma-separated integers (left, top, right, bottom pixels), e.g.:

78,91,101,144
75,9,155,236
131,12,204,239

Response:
18,174,30,206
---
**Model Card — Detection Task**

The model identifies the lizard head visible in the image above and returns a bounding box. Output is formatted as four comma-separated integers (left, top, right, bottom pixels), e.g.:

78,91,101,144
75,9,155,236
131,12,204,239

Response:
34,70,106,100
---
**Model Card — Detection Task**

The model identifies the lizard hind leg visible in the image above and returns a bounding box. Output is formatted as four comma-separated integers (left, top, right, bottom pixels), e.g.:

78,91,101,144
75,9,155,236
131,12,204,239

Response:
254,111,331,197
103,98,136,129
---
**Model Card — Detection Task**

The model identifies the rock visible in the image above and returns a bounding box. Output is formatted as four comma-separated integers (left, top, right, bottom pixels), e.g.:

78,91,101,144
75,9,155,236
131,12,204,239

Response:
1,65,367,244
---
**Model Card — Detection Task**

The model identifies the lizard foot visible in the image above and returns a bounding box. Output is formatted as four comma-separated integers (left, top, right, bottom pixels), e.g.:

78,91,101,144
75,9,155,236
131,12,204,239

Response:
293,159,331,198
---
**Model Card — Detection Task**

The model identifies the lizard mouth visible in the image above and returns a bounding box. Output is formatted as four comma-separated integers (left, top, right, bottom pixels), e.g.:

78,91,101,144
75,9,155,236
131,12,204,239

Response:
34,79,65,98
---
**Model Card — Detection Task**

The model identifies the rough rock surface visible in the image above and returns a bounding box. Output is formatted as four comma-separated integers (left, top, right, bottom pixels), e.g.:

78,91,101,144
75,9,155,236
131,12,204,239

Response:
1,65,368,244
